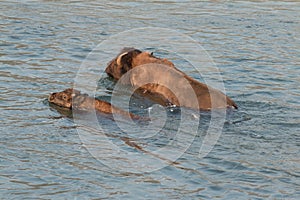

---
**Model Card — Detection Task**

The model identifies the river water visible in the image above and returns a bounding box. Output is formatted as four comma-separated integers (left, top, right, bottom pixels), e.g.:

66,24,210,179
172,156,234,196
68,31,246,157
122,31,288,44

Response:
1,1,299,199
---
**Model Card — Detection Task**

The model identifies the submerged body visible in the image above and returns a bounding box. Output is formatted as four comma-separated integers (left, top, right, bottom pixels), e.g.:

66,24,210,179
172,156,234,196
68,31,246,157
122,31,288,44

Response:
48,88,141,120
105,48,238,110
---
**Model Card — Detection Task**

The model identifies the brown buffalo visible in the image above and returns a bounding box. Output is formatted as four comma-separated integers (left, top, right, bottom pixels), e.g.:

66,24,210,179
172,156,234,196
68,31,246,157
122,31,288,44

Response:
105,48,238,110
48,88,142,119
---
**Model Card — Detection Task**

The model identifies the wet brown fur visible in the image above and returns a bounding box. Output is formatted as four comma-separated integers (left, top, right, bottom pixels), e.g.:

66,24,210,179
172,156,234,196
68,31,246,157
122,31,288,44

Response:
105,48,238,110
48,88,141,119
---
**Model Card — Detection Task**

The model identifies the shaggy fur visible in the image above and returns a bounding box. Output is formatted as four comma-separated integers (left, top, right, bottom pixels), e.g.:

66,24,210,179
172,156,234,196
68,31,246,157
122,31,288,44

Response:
105,48,238,110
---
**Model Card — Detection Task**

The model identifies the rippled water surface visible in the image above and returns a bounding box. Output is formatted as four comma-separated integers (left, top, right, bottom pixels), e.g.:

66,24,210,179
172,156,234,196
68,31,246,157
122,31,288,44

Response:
1,1,299,199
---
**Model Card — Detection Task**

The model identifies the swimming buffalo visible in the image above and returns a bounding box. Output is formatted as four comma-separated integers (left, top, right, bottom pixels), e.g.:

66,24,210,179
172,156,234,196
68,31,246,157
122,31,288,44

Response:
105,48,237,110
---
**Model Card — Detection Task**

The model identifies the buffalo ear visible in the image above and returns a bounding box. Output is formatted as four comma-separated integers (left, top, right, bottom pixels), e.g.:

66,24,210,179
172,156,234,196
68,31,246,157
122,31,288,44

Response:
70,89,81,97
116,52,128,66
106,49,142,79
114,51,132,75
120,49,142,73
120,53,133,74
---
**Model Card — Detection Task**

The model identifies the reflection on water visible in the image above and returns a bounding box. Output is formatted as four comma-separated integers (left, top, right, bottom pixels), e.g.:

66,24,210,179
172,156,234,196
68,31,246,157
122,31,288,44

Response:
1,0,299,199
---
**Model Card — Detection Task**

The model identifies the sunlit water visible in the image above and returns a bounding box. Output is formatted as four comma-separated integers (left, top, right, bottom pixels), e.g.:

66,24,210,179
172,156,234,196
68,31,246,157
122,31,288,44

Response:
1,1,299,199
